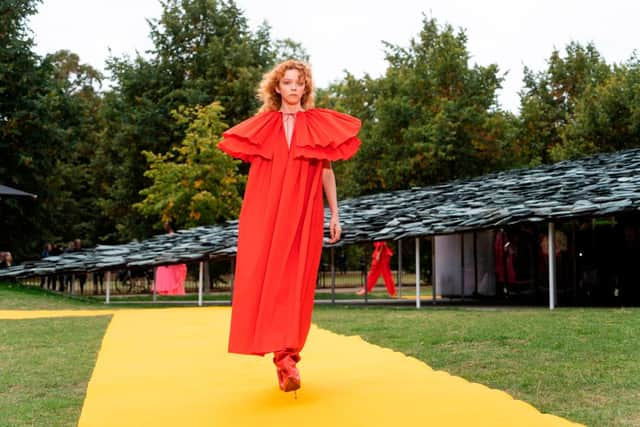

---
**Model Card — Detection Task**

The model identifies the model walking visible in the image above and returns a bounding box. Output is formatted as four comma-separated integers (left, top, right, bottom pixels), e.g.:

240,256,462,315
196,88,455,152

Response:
357,241,397,297
218,59,361,392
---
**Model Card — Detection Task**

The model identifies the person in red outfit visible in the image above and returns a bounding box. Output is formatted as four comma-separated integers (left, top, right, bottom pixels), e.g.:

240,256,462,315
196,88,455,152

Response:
217,60,361,393
357,241,397,297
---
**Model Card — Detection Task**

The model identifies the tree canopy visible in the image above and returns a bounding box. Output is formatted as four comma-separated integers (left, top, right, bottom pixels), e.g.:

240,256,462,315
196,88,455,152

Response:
3,2,640,260
320,17,517,196
94,0,305,242
135,102,244,229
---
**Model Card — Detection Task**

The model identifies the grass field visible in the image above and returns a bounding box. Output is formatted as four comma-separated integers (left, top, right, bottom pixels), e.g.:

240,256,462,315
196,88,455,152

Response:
313,305,640,427
2,282,639,426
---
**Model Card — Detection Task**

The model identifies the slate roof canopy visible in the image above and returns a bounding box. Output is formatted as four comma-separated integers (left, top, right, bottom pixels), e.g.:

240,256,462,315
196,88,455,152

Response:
2,148,640,278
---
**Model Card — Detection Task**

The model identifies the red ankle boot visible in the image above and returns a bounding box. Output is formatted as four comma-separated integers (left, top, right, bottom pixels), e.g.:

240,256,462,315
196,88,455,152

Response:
273,350,301,392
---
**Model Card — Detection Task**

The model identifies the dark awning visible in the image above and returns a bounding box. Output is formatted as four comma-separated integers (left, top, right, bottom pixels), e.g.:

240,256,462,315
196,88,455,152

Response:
0,184,37,199
2,147,640,279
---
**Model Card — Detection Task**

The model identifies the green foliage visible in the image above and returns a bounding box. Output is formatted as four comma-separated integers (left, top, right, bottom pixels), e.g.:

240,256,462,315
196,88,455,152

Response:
41,50,105,245
1,0,104,257
552,56,640,160
1,0,51,256
320,17,516,196
135,102,244,229
4,0,640,260
96,0,299,242
517,42,612,165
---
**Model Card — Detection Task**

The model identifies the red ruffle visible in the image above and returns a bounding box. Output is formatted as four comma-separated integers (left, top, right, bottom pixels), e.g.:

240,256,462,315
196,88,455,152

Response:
217,108,361,162
217,111,277,162
293,109,361,161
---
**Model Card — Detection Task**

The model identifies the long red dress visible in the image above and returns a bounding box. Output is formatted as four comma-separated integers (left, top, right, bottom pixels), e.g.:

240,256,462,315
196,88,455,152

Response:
218,108,361,355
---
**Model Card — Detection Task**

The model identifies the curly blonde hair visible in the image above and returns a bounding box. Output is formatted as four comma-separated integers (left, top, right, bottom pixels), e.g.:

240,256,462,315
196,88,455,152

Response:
257,59,315,113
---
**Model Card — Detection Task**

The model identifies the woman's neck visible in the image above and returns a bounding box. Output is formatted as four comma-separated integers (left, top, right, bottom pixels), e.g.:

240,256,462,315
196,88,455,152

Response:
279,103,303,114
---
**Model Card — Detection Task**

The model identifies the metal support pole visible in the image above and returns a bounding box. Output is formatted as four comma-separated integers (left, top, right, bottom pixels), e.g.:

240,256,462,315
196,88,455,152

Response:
364,245,369,304
204,261,210,291
549,222,557,310
198,261,204,307
432,237,437,304
415,237,421,308
473,232,479,296
460,234,465,302
330,247,336,304
153,268,157,302
106,271,111,304
397,239,403,297
230,257,235,302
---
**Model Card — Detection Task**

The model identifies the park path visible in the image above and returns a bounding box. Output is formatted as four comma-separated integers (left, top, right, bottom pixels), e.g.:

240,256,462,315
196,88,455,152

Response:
24,306,578,427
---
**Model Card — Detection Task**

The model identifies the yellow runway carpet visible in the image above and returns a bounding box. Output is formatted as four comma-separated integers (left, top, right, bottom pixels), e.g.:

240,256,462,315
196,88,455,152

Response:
76,307,580,426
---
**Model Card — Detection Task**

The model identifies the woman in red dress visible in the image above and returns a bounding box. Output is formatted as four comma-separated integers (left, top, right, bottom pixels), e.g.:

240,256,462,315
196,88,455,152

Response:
218,60,361,392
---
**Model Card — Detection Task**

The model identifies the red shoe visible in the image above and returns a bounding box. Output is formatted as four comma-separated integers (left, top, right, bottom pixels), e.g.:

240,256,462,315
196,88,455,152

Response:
273,350,301,392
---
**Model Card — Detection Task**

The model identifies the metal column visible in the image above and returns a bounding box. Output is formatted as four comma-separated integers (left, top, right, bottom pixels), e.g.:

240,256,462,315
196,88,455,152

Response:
415,237,421,308
432,237,437,304
152,267,157,302
330,247,336,304
460,234,465,302
105,271,111,304
473,232,479,296
548,222,557,310
198,261,204,307
397,239,403,297
230,257,235,302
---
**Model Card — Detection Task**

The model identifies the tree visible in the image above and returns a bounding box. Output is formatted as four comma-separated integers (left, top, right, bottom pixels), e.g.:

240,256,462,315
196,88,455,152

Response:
1,0,107,257
316,73,381,197
320,16,516,196
517,42,611,165
42,50,104,244
135,102,244,229
551,55,640,160
97,0,304,242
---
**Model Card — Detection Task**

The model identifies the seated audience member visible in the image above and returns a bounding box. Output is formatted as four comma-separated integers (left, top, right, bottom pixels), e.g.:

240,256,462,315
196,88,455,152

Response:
0,252,13,269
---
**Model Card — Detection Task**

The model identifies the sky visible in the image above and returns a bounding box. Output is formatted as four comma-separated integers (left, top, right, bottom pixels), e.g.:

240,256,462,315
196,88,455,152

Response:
28,0,640,112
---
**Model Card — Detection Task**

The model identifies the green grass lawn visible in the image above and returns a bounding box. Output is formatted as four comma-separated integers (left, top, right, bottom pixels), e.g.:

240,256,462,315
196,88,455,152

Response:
313,305,640,427
0,282,108,310
2,282,640,426
79,287,412,303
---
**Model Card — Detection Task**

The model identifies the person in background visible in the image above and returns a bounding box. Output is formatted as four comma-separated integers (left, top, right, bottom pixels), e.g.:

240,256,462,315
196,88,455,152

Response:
357,241,397,297
0,252,12,269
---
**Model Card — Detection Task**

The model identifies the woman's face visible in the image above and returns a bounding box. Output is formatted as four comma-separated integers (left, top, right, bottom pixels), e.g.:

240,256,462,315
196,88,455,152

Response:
276,69,305,108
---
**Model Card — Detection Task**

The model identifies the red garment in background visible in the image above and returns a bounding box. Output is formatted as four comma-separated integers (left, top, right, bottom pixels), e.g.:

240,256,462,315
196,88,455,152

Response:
218,109,361,355
494,230,516,283
365,241,396,295
155,264,187,295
